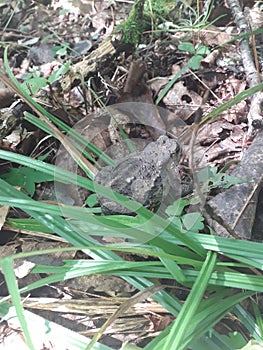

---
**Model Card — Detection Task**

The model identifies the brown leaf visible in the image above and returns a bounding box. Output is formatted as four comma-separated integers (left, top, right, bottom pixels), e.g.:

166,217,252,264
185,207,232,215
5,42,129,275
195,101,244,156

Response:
0,206,9,231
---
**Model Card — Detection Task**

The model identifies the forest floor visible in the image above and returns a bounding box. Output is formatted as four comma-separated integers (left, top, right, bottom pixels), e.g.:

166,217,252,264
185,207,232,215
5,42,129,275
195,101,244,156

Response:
0,0,263,349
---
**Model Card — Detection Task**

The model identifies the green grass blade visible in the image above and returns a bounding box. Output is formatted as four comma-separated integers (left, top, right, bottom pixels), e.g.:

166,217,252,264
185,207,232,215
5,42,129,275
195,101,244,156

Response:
200,83,263,125
162,251,217,350
24,112,115,167
161,231,263,268
158,252,187,284
1,258,35,350
0,196,100,215
233,304,262,341
185,291,254,348
0,149,94,190
155,64,189,105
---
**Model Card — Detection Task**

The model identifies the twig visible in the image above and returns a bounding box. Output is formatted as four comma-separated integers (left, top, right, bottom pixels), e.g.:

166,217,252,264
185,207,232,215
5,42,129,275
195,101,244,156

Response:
232,176,263,230
227,0,263,138
85,285,164,350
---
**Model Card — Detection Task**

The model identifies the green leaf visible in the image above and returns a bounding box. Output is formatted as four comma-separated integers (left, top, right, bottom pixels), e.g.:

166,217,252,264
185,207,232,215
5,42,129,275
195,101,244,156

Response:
165,199,188,217
155,63,189,105
59,8,70,15
55,47,68,56
200,83,263,125
251,300,263,338
48,61,70,84
0,301,11,318
53,43,70,57
1,167,54,196
178,42,195,54
168,216,183,229
21,77,47,94
182,212,204,231
188,55,203,70
197,166,248,190
196,44,210,56
212,173,249,189
197,166,218,182
85,193,99,207
197,165,248,190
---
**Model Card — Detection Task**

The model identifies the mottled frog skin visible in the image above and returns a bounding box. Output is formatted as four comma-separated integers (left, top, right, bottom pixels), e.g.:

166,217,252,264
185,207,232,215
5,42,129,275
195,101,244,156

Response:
95,135,182,215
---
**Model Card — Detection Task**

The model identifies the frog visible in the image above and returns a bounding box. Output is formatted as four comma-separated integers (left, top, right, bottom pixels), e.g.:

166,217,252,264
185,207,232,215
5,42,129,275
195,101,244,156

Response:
94,135,182,215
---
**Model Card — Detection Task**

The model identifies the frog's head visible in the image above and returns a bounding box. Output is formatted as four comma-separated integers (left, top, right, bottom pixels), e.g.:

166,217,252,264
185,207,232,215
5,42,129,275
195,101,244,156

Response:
150,135,181,167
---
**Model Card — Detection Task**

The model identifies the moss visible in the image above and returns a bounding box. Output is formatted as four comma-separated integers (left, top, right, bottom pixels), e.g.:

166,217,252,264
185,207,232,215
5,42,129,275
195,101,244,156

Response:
117,0,179,45
118,14,149,44
117,0,146,44
147,0,175,20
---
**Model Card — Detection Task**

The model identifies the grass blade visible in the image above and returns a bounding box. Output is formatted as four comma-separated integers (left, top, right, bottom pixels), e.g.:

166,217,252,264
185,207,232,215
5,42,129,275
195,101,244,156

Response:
162,251,217,350
1,258,35,350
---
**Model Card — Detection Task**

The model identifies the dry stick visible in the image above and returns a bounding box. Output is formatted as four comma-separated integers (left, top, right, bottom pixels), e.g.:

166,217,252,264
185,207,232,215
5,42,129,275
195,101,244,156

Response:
232,176,263,230
227,0,263,137
189,89,209,209
85,285,164,350
188,92,215,229
189,123,205,208
249,22,261,84
0,72,98,177
227,0,260,87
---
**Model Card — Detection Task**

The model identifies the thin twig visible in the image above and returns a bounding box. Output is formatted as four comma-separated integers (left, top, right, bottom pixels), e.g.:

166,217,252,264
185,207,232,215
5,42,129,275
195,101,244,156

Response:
85,285,164,350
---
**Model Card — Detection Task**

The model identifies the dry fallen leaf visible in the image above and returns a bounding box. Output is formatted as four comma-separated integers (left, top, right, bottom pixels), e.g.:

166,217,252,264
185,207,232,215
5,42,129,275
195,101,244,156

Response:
0,206,9,231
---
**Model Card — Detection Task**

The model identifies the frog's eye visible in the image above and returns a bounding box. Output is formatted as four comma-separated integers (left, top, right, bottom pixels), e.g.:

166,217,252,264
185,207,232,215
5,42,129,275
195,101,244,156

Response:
126,176,135,184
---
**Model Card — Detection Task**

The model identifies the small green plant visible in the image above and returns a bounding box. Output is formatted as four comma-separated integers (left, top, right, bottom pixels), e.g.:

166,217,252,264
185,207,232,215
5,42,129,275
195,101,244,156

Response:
178,41,210,70
197,165,249,192
166,199,204,233
1,166,53,197
21,68,48,95
20,62,70,95
52,42,70,57
164,165,248,231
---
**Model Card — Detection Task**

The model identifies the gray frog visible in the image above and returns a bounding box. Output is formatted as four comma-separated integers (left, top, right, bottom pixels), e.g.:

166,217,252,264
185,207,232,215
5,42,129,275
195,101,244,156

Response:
94,135,182,215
